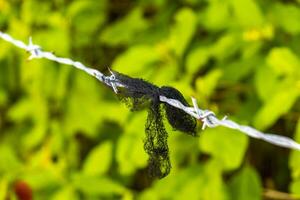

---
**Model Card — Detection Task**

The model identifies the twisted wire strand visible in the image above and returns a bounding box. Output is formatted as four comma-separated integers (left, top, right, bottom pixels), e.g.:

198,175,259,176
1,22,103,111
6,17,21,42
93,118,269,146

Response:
1,31,300,151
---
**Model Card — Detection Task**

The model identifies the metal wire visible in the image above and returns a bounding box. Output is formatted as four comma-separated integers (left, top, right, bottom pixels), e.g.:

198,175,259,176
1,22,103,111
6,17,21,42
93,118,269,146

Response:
1,31,300,151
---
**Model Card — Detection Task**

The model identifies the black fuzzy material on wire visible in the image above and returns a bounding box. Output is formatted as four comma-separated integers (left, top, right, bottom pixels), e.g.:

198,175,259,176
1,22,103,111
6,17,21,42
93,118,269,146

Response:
112,70,197,178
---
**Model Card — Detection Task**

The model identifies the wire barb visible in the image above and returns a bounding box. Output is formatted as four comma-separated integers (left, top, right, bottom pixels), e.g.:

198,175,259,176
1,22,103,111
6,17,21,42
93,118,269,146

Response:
1,31,300,151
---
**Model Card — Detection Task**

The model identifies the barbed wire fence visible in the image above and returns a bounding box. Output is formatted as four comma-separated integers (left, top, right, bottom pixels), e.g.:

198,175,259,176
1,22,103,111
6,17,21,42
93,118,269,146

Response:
1,31,300,151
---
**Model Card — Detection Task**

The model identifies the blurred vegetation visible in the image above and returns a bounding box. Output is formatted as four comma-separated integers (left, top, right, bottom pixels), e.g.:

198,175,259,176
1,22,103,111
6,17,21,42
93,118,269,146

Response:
0,0,300,199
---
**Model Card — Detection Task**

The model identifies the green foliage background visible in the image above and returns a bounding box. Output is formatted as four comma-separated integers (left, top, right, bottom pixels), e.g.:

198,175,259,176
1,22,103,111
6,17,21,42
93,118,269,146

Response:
0,0,300,199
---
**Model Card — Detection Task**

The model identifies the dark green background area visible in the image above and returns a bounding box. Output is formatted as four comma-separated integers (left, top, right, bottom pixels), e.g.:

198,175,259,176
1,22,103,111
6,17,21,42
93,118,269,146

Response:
0,0,300,199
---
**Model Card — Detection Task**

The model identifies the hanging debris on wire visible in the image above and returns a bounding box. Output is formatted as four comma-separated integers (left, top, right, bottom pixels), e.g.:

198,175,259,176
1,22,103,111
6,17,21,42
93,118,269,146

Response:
112,70,196,178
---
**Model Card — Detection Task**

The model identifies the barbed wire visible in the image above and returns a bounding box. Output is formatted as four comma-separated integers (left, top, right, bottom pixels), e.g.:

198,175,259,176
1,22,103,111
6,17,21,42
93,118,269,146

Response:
1,31,300,151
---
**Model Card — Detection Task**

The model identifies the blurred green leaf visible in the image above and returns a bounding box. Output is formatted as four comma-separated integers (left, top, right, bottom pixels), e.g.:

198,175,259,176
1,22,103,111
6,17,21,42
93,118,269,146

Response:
0,145,22,173
117,113,148,176
72,174,127,196
7,97,34,122
34,28,70,55
270,3,300,35
168,8,197,57
228,166,262,200
0,179,8,200
266,47,300,77
83,141,112,176
23,168,62,191
186,46,210,75
112,45,160,75
100,8,148,46
254,65,279,102
199,127,248,170
68,0,107,35
63,72,106,138
195,69,222,99
290,179,300,197
21,0,52,26
230,0,264,27
210,33,241,61
0,88,7,106
200,0,230,31
289,120,300,180
254,85,300,130
140,161,228,200
7,96,48,149
51,186,79,200
222,56,258,84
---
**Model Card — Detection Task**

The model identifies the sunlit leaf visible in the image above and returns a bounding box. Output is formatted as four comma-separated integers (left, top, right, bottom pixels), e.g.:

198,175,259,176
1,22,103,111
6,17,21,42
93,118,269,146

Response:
289,119,300,179
0,89,7,106
168,8,197,57
139,161,228,200
195,69,222,99
229,0,264,27
68,0,107,35
0,145,22,173
254,65,279,102
186,46,210,75
51,186,79,200
100,8,148,46
228,166,262,200
210,33,241,61
266,47,300,77
270,3,300,35
254,86,300,130
112,45,160,75
200,0,230,31
83,141,112,176
116,113,148,176
72,174,127,196
199,127,248,170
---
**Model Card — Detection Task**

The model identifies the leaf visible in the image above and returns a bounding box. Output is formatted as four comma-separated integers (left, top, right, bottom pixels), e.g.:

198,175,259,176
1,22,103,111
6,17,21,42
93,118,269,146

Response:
186,46,211,75
21,0,52,26
290,179,300,196
0,145,22,173
200,0,230,31
228,166,262,200
168,8,197,57
289,119,300,179
0,179,9,200
63,72,106,138
199,126,248,170
7,96,49,149
51,186,79,200
72,174,127,196
175,161,227,200
195,69,222,99
112,45,160,75
270,3,300,35
139,161,228,200
83,141,112,176
0,88,7,106
229,0,264,27
67,0,107,34
100,8,148,46
222,56,259,84
23,168,62,191
254,65,279,102
254,85,300,130
116,113,148,176
210,33,241,61
34,28,70,55
266,47,300,77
